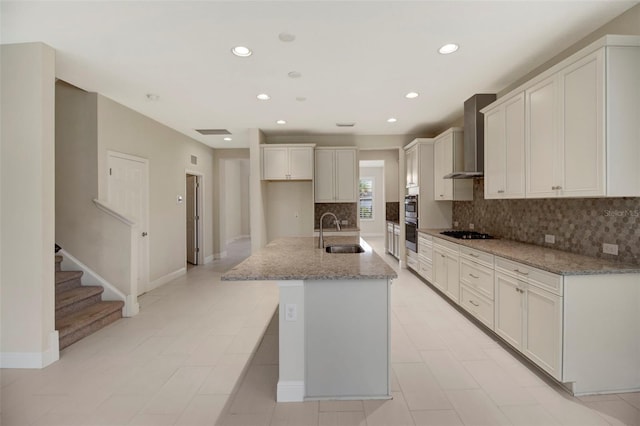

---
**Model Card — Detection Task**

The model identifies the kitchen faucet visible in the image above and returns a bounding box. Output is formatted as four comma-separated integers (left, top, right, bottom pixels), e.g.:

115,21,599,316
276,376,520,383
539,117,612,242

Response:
318,212,341,248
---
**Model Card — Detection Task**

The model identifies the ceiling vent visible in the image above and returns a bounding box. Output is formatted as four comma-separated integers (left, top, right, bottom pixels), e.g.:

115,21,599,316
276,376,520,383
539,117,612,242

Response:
195,129,231,135
336,123,356,127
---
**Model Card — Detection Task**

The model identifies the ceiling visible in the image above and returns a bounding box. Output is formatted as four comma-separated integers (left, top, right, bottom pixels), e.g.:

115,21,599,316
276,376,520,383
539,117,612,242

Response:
2,1,636,148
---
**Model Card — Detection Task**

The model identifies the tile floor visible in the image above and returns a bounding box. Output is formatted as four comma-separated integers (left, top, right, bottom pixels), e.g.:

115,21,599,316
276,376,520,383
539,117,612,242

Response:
1,237,639,426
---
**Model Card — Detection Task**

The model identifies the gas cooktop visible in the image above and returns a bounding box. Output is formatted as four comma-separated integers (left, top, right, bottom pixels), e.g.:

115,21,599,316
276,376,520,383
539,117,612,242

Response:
440,230,494,240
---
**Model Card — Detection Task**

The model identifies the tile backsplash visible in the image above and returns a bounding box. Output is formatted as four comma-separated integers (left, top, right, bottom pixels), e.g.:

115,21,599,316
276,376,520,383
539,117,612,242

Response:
453,179,640,265
315,203,358,229
386,202,400,223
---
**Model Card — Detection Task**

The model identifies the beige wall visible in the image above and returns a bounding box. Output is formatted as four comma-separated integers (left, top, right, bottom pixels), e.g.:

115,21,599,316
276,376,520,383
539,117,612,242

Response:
249,129,268,252
1,43,57,367
222,158,250,244
359,149,400,202
55,82,134,299
95,95,215,283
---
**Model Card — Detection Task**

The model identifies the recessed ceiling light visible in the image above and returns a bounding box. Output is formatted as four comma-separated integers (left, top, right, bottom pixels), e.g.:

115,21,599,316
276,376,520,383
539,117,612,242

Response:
288,71,302,79
438,43,459,54
405,92,419,99
278,32,296,42
223,137,232,141
231,46,252,57
257,93,271,101
146,93,159,101
387,118,397,123
276,120,287,125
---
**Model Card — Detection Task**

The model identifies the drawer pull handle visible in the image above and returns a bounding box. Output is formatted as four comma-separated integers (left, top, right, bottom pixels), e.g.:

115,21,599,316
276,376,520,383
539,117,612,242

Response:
514,269,529,275
497,189,505,193
469,253,480,258
469,300,480,307
469,273,479,279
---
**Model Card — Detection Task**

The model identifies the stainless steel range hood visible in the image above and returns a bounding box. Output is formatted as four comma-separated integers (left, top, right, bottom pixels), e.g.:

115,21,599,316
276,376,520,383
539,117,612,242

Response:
444,94,496,179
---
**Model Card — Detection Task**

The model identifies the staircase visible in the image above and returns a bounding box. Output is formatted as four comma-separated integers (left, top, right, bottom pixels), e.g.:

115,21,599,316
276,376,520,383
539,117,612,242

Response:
55,255,124,350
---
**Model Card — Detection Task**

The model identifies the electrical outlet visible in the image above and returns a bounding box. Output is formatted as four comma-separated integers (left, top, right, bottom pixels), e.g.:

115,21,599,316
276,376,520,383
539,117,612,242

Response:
341,220,348,225
285,304,297,321
603,243,618,255
469,223,475,230
545,234,555,244
453,221,459,228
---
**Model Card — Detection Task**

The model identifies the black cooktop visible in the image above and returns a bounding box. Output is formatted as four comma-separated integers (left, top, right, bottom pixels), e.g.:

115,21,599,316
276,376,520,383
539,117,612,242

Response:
440,230,494,240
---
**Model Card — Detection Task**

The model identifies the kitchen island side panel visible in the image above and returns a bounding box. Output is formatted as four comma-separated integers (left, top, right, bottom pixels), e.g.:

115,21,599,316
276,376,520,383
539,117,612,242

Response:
305,279,390,399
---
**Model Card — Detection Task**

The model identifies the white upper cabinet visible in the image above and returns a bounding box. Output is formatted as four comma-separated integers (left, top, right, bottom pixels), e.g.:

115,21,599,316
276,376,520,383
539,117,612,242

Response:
433,128,472,201
405,146,418,188
482,35,640,199
484,92,525,199
314,148,357,202
262,144,314,180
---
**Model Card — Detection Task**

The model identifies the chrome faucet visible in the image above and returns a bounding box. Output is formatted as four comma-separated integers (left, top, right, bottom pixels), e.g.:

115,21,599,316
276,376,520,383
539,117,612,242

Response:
318,212,341,248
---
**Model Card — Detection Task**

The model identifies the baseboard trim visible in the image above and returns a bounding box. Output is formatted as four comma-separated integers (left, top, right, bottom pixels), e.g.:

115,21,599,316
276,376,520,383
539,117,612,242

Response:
148,267,186,292
360,233,385,237
215,251,228,260
1,330,59,369
277,380,305,402
225,234,250,245
204,255,214,264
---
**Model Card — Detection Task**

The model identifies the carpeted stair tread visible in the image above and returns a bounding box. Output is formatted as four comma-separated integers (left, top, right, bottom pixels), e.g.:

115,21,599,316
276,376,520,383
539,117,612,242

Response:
55,286,104,311
55,270,83,285
56,301,124,338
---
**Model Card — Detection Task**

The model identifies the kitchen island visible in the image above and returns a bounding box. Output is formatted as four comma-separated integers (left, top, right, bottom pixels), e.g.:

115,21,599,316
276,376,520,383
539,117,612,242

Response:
222,236,397,402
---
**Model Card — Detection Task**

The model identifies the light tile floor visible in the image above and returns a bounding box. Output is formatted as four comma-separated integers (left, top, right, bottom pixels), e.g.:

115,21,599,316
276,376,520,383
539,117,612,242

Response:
1,237,639,425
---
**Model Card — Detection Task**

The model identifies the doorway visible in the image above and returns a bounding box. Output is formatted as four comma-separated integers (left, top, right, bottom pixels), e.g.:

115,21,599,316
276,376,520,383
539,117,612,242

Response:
359,160,385,237
186,173,203,266
107,151,149,295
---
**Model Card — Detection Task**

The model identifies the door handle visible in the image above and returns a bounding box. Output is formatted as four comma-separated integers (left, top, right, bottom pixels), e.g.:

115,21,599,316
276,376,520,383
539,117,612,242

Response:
142,232,148,237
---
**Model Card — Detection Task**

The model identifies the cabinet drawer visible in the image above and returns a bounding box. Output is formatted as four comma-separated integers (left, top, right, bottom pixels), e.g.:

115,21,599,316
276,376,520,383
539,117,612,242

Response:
418,237,432,261
459,246,494,268
433,237,459,254
418,257,432,281
460,285,494,329
460,258,495,299
495,257,563,296
407,256,419,271
418,233,432,244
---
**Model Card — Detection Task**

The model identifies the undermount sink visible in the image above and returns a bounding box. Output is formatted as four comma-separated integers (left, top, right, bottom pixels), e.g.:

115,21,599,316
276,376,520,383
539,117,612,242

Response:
325,244,365,254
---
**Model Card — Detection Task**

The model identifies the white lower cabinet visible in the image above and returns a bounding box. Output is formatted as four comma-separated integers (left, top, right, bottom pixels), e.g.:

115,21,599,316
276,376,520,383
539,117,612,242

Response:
406,248,419,271
432,238,460,303
386,222,395,256
417,233,433,282
495,264,563,380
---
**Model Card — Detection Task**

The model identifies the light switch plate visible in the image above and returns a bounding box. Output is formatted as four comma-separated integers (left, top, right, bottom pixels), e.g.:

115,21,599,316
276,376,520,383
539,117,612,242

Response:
603,243,618,255
545,234,555,244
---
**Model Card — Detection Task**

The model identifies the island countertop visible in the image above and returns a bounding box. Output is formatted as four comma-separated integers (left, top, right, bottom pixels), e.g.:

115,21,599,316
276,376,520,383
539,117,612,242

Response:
420,228,640,275
221,236,397,281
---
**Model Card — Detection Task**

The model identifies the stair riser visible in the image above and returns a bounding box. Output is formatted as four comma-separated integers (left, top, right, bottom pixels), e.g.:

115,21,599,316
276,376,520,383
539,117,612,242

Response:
56,277,82,293
55,293,103,320
59,310,122,350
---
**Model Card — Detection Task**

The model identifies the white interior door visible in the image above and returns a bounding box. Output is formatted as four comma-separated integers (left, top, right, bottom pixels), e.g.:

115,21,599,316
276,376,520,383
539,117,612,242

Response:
186,174,199,265
108,152,149,295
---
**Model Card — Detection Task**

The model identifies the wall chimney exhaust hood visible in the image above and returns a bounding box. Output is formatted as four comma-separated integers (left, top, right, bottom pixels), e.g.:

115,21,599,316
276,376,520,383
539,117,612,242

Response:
444,94,496,179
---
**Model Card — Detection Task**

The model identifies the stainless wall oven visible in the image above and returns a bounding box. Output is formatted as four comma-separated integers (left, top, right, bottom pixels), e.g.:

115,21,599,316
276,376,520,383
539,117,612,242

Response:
404,195,418,252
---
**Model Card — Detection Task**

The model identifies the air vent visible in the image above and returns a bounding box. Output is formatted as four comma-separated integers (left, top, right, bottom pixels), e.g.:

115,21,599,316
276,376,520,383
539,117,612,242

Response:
195,129,231,135
336,123,355,127
190,155,198,165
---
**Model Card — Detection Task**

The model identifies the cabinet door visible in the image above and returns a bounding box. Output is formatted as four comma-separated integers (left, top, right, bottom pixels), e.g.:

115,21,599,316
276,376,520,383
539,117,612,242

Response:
432,248,447,292
561,50,604,197
314,150,335,202
335,149,357,202
289,147,314,180
484,105,506,198
387,224,394,254
526,76,560,198
444,252,460,303
495,272,524,349
393,225,400,257
434,139,449,200
524,285,563,380
504,94,526,198
262,147,289,180
406,147,418,188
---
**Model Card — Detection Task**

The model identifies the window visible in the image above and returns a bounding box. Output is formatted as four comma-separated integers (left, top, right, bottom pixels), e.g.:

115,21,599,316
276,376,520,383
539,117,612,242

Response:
359,178,374,220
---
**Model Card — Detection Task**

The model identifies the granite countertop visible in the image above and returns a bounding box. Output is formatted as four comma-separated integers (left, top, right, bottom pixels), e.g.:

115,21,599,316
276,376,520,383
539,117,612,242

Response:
419,228,640,276
221,236,398,281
